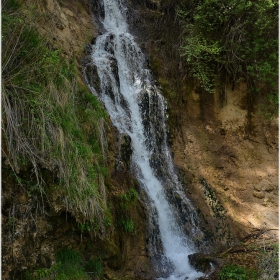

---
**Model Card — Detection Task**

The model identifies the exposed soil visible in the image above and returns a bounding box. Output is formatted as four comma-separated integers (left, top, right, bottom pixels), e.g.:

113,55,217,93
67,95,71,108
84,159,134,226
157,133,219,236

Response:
22,0,98,58
172,83,278,242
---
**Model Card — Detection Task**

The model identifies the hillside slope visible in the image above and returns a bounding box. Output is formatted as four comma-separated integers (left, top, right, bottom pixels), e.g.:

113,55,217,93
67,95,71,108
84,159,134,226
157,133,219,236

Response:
2,0,149,278
2,0,278,279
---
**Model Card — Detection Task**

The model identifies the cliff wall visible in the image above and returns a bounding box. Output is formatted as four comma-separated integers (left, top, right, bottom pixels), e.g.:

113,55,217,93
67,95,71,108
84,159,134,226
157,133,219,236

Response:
2,1,150,278
2,0,278,279
126,0,278,241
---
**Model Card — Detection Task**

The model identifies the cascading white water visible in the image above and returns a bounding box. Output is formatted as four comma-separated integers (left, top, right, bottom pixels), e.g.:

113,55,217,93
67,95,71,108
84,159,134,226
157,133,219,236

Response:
87,0,204,279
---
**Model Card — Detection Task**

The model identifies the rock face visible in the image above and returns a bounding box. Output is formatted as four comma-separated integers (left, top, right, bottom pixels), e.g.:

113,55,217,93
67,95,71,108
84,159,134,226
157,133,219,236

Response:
173,86,279,241
2,124,151,279
2,1,151,279
22,0,98,58
2,0,278,278
188,253,212,273
124,0,278,247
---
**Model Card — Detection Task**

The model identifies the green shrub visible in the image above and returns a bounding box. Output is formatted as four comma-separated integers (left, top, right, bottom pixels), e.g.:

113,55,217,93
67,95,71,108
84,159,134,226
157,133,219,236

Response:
119,188,138,209
116,188,138,233
177,0,278,116
219,264,257,280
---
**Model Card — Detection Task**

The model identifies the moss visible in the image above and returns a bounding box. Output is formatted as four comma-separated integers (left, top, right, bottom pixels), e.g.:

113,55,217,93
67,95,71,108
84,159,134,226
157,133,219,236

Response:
26,247,93,279
115,188,139,234
149,47,161,78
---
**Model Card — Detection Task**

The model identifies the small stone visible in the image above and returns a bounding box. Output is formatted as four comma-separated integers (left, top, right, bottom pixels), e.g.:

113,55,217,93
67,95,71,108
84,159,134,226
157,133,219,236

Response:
267,194,275,203
263,184,275,192
64,8,74,17
253,191,265,199
254,185,262,191
256,179,273,192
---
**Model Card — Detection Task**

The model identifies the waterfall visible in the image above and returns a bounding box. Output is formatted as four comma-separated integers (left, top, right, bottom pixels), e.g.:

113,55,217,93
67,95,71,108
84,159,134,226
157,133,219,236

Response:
86,0,203,279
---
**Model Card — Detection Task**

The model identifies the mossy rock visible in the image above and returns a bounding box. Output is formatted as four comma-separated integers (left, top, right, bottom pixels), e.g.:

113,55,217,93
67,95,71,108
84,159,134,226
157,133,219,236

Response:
188,253,212,273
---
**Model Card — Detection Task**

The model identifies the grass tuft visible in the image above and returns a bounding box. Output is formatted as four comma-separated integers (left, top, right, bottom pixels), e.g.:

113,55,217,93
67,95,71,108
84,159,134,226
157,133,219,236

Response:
2,0,109,231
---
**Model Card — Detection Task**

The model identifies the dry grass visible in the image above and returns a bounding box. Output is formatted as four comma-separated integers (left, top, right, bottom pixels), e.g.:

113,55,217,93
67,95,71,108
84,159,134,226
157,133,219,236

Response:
2,1,109,232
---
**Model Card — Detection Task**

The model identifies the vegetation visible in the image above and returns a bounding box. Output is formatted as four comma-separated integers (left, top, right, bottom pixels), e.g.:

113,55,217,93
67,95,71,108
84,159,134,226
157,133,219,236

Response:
2,0,109,229
162,0,278,116
219,264,257,280
216,240,279,280
118,217,135,233
119,188,138,210
258,244,279,279
117,188,138,233
25,247,103,279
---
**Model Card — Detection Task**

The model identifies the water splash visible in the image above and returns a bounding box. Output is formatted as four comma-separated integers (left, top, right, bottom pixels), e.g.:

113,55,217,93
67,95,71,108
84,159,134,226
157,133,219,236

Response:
86,0,203,279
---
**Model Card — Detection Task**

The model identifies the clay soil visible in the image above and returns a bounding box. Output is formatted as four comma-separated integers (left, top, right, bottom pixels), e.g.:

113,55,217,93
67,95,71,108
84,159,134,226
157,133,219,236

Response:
170,83,278,275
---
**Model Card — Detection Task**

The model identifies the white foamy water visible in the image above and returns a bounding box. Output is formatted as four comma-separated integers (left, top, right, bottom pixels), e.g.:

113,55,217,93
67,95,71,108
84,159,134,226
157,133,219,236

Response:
87,0,203,279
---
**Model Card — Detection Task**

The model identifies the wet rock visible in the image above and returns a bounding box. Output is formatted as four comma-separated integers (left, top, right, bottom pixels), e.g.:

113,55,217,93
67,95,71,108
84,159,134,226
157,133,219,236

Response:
119,94,131,118
115,133,133,171
84,43,93,55
188,253,212,273
104,34,115,54
108,56,120,87
84,64,101,93
120,134,133,168
91,36,97,45
151,255,175,278
189,253,226,279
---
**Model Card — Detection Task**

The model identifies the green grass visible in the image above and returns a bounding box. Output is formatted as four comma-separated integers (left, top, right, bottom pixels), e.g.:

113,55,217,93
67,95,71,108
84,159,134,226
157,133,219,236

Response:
119,188,138,210
2,0,109,230
84,257,103,278
25,248,102,279
116,188,138,233
118,217,135,233
219,264,257,280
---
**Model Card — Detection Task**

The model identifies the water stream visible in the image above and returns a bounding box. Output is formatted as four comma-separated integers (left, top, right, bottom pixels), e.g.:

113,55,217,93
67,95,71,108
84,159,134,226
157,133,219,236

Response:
86,0,203,279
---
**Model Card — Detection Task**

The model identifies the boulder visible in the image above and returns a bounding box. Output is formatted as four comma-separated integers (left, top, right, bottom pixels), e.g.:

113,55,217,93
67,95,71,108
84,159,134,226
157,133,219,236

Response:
188,253,212,273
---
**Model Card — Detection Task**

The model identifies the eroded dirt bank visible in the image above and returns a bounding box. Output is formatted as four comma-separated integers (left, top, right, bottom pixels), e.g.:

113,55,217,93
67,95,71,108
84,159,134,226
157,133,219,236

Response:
173,83,278,240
